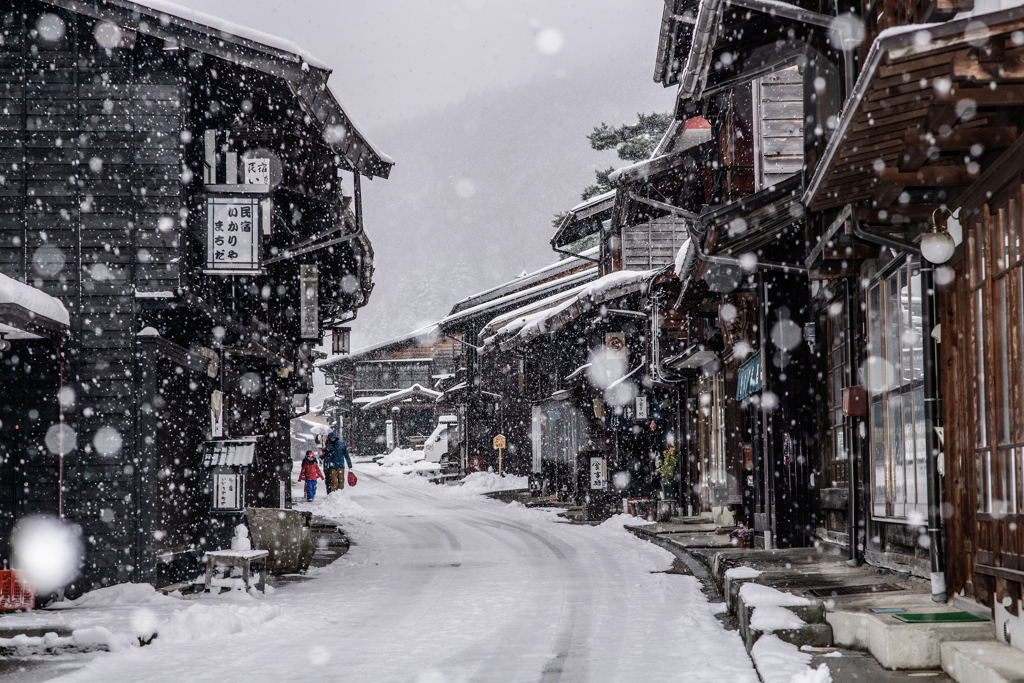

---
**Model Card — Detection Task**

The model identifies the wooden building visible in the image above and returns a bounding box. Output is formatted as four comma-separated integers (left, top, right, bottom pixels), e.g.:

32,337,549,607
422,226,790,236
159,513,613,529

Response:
0,0,391,592
804,1,1024,643
318,328,463,455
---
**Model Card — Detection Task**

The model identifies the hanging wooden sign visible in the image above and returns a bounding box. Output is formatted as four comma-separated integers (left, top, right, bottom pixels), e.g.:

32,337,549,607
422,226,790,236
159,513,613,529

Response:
206,196,261,273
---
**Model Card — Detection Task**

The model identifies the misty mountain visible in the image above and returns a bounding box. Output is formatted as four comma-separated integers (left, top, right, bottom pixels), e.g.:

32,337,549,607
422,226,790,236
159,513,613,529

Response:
350,64,673,350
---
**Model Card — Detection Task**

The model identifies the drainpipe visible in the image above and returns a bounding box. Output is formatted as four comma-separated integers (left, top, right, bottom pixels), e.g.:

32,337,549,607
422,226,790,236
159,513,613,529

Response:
690,223,808,274
920,262,946,602
850,213,945,602
836,277,859,565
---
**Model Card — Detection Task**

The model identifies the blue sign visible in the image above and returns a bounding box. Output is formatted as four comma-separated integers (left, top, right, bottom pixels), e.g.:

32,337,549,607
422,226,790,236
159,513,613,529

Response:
736,350,763,401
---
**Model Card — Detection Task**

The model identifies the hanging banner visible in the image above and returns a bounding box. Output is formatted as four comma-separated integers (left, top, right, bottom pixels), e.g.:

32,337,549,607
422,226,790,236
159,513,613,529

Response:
300,264,319,339
210,390,224,437
206,196,260,273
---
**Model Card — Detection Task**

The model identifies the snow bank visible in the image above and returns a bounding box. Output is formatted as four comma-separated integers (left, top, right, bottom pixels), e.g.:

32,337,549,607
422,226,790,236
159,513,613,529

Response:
740,582,811,608
725,565,764,579
751,634,831,683
156,602,281,643
49,583,175,610
451,471,527,495
377,448,423,468
308,491,374,523
750,605,806,632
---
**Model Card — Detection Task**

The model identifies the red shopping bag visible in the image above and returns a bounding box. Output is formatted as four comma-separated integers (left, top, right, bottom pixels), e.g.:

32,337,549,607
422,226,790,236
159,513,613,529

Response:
347,471,357,487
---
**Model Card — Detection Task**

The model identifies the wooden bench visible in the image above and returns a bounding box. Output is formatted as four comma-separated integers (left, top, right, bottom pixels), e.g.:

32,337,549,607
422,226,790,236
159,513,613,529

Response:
204,550,270,593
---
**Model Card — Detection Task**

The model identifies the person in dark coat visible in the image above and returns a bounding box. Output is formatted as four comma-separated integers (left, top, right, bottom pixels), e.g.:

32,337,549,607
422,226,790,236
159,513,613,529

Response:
322,432,352,493
297,451,324,501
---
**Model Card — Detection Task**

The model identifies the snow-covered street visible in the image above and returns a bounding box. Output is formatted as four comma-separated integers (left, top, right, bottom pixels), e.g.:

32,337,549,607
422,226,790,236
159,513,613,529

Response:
7,465,757,683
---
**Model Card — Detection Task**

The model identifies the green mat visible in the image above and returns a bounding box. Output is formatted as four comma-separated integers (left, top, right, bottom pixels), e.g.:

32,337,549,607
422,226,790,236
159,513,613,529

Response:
891,611,989,623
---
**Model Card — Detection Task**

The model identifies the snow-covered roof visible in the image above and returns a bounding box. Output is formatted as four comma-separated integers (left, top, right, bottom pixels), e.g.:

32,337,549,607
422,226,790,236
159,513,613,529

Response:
483,269,658,351
440,267,598,329
480,282,591,338
126,0,330,69
448,248,598,314
317,325,441,369
0,272,70,330
360,384,442,411
44,0,393,178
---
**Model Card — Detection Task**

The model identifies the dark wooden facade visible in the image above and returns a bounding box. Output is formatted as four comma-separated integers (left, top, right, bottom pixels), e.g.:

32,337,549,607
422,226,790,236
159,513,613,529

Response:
0,0,390,593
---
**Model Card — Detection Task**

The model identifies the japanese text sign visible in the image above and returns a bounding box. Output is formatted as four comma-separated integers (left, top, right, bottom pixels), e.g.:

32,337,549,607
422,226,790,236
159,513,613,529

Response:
244,157,270,185
206,196,260,272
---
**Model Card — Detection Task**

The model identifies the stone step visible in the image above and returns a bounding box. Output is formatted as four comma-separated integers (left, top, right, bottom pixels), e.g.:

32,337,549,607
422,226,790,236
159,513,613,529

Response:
827,609,995,669
942,640,1024,683
745,623,835,651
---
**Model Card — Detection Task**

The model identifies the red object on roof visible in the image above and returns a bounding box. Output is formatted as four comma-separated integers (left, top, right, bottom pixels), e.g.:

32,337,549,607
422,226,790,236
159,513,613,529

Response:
684,116,711,130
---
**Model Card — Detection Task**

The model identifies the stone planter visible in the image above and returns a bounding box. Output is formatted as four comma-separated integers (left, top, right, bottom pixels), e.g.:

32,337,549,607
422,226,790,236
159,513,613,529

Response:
245,508,315,574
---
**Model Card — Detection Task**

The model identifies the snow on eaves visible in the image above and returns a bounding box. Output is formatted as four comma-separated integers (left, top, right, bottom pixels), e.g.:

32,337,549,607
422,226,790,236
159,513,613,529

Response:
117,0,330,70
0,273,70,327
359,384,442,411
448,248,598,314
483,268,658,350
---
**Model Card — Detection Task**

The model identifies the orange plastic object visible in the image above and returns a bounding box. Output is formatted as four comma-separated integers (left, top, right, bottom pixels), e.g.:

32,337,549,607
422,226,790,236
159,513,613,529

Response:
0,570,35,611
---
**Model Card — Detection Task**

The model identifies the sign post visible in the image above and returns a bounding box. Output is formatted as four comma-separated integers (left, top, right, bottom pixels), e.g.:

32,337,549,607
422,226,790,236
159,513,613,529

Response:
492,434,506,475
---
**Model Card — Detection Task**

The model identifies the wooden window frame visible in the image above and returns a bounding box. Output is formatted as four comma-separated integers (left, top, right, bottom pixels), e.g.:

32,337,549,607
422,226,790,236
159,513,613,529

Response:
866,255,928,520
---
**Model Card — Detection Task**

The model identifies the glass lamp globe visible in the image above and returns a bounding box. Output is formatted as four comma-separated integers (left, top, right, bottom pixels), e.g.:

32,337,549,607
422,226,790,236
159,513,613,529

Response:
920,228,955,264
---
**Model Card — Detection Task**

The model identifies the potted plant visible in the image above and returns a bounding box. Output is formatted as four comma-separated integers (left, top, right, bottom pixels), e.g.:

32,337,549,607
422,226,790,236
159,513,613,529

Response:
658,446,678,500
729,527,754,548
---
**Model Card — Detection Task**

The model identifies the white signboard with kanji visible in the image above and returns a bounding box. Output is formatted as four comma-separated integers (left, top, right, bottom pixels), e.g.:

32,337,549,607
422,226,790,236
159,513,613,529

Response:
214,472,241,509
590,457,606,490
244,157,270,185
206,196,260,273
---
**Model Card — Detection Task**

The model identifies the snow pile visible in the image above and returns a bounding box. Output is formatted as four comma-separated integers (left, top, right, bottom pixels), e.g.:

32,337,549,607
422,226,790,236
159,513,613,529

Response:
725,565,764,579
598,513,644,530
740,582,811,607
49,583,176,610
308,491,374,523
451,471,527,495
751,634,831,683
156,602,281,643
373,448,442,476
0,625,127,654
377,448,423,467
750,605,806,632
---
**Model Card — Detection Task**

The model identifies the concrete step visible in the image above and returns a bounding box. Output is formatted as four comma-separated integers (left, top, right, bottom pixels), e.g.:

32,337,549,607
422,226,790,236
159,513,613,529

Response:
745,623,835,651
827,607,995,669
942,640,1024,683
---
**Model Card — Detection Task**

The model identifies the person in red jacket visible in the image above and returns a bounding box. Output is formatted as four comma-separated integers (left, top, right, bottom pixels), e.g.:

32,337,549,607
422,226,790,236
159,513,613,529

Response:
298,451,324,501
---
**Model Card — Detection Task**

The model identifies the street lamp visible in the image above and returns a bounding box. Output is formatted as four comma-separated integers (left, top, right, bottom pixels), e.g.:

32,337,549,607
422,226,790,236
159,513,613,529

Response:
920,207,956,264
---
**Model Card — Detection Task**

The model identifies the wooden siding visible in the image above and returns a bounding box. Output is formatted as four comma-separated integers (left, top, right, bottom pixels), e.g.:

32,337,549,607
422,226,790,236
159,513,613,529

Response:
0,3,186,590
756,66,803,190
623,216,687,271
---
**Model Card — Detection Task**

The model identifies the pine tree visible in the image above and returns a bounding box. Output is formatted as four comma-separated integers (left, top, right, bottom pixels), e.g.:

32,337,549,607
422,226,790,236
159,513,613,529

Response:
555,112,672,227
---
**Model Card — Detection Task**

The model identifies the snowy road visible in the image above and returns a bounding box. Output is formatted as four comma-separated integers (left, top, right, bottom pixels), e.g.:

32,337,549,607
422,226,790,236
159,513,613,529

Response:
31,465,757,683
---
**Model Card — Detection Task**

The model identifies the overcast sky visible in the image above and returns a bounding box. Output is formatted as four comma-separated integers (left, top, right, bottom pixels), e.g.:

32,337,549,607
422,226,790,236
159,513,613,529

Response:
167,0,669,126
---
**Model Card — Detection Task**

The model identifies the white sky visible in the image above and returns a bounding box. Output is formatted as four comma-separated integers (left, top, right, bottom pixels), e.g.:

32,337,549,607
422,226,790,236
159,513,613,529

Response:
165,0,669,126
